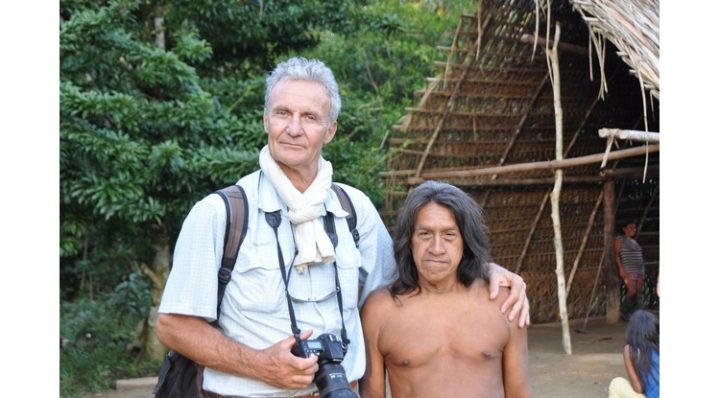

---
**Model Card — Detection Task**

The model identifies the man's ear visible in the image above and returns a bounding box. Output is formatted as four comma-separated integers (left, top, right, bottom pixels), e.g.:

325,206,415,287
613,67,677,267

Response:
263,113,270,134
324,121,337,144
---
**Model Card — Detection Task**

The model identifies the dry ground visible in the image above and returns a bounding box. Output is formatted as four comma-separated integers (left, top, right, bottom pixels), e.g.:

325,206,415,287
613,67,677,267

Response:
85,317,628,398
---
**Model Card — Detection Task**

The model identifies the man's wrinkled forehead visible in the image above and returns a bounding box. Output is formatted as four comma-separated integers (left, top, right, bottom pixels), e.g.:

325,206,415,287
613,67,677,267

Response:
267,78,332,110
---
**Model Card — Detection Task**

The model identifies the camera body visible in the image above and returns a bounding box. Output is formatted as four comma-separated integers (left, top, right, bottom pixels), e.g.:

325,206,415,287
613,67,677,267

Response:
292,333,346,364
292,333,356,398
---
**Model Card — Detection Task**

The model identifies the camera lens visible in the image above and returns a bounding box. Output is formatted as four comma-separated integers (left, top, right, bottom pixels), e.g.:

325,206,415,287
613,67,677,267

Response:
314,362,356,398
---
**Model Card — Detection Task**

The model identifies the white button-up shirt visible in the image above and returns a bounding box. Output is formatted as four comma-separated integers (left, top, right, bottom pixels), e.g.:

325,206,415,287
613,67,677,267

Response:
159,170,395,397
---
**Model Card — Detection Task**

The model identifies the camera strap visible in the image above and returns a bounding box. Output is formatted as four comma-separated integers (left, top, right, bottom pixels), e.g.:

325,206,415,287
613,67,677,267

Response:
264,210,302,338
323,210,351,348
264,210,350,349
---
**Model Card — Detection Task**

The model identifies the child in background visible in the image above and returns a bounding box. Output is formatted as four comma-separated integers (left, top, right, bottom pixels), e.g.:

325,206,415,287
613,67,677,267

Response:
608,310,659,398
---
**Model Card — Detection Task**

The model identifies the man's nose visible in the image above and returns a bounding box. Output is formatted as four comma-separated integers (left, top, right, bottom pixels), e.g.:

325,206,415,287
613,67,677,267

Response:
286,114,303,136
429,235,446,254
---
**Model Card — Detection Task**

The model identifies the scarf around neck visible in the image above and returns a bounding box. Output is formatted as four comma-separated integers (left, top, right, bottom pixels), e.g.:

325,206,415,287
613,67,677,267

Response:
258,145,335,272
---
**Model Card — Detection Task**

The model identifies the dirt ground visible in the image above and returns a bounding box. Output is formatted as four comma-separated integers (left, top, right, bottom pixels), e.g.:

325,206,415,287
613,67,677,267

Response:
85,317,627,398
527,317,626,398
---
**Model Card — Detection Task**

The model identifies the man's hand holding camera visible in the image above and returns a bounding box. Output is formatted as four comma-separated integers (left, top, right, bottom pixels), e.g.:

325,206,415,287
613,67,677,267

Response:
254,329,318,390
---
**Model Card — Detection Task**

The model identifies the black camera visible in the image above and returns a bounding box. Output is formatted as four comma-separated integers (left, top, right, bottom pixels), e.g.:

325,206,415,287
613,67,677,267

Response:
292,333,356,398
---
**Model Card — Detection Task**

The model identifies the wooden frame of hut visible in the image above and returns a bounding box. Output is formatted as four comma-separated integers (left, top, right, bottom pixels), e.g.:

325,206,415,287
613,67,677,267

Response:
382,0,659,336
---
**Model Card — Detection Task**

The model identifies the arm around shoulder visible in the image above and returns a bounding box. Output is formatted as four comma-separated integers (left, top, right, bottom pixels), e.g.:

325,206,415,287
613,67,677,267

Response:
496,287,531,398
487,262,530,327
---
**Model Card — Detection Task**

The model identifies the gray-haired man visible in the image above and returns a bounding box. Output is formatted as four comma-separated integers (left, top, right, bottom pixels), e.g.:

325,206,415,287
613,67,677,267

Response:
156,57,530,397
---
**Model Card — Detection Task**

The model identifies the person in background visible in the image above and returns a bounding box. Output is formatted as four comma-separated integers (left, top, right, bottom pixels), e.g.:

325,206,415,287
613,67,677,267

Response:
615,221,646,319
360,181,531,398
608,310,659,398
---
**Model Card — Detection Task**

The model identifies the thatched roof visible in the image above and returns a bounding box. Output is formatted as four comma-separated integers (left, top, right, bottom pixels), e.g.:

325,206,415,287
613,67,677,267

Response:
569,0,659,98
382,0,660,322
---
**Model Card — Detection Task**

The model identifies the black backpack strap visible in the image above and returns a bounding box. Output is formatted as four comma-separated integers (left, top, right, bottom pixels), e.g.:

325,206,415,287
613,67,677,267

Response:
331,184,359,248
213,184,249,327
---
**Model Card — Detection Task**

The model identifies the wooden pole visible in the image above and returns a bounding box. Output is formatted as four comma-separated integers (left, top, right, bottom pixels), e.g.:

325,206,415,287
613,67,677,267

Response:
603,180,621,323
519,33,589,55
514,192,550,273
566,190,603,295
406,144,659,184
581,252,605,330
548,22,572,355
598,128,660,143
600,165,659,180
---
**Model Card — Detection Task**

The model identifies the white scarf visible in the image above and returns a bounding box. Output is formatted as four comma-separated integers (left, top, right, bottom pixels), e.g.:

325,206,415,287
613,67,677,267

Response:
258,145,335,272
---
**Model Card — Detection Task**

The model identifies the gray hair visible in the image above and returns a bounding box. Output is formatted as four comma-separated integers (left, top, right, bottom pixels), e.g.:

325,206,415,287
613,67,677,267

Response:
390,180,491,297
264,57,341,123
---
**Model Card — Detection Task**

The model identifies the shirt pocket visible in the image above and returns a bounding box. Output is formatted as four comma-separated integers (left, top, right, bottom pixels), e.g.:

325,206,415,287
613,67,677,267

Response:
334,241,361,311
232,238,286,314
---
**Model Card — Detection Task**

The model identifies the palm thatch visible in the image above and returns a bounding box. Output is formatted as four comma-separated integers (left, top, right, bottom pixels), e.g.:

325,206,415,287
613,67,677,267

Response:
569,0,659,99
382,0,659,323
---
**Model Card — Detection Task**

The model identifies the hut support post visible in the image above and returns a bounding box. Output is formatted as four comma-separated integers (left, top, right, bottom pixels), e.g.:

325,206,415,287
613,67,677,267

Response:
514,192,550,273
603,179,621,323
548,22,572,355
566,190,604,296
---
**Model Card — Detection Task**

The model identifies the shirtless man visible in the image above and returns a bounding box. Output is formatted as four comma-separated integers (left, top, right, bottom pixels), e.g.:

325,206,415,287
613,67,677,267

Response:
360,181,531,398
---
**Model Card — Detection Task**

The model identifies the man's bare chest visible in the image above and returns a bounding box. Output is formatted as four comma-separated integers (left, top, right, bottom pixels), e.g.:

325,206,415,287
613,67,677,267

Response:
379,301,509,368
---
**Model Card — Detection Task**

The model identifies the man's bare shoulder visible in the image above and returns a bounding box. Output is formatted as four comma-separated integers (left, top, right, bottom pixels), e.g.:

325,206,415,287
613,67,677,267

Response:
472,279,510,312
363,286,396,311
361,287,400,332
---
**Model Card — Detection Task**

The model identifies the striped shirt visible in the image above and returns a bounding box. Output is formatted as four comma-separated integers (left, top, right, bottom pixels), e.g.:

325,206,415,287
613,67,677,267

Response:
617,235,645,274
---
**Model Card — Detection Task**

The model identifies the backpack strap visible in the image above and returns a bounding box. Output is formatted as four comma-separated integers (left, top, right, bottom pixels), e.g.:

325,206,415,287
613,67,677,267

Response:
331,183,359,248
213,184,249,327
330,183,368,296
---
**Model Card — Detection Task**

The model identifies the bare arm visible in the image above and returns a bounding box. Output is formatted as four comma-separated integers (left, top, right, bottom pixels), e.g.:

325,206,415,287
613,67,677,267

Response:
622,344,644,393
156,313,318,389
487,262,531,328
359,292,387,398
501,295,532,397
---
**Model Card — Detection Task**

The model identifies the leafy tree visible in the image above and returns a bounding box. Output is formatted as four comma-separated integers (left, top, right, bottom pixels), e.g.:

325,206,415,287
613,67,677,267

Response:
60,0,356,366
60,0,476,395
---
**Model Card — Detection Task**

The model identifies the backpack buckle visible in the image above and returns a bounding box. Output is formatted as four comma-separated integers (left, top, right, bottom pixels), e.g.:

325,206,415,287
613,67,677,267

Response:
218,266,232,284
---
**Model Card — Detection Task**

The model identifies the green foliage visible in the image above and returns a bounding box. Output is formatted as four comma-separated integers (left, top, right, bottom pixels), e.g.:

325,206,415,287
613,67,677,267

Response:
166,0,360,67
60,0,476,395
60,272,160,397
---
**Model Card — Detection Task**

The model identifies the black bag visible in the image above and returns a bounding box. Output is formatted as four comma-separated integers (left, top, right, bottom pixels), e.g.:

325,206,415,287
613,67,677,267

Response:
154,351,205,397
153,183,358,397
154,185,248,398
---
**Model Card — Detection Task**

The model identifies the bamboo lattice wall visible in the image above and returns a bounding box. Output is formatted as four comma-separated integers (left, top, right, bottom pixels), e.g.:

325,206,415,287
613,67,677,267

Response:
382,0,659,323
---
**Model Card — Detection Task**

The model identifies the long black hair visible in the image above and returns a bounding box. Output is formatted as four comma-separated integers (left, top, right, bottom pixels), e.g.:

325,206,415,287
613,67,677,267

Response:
389,180,490,297
626,310,659,379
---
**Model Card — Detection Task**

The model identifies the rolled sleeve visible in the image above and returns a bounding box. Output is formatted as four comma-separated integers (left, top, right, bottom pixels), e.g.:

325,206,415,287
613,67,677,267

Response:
158,195,226,322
